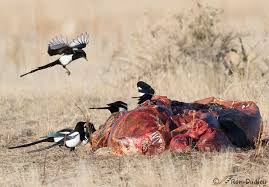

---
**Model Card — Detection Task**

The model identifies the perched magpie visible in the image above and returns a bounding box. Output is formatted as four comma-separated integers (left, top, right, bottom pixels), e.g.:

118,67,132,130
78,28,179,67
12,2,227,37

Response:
20,33,89,77
8,121,88,152
89,101,128,114
132,81,155,104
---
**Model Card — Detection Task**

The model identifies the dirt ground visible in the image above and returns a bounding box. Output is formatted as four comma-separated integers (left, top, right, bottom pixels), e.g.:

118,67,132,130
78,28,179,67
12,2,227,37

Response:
0,96,268,186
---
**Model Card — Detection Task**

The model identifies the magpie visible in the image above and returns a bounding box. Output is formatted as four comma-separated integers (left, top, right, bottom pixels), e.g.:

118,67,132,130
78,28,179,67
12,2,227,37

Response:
89,101,128,114
8,121,89,152
132,81,155,104
20,33,89,77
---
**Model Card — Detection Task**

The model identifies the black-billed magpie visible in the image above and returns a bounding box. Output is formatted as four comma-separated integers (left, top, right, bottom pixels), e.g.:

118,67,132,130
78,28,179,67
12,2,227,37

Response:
89,101,128,114
8,121,90,152
132,81,155,104
20,33,89,77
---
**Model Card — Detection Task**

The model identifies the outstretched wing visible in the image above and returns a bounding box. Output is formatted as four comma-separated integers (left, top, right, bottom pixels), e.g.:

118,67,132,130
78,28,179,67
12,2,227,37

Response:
20,60,60,77
69,33,89,50
48,36,73,56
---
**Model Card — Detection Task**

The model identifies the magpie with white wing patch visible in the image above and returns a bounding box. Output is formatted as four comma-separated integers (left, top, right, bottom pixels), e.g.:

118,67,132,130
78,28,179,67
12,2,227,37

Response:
20,33,89,77
8,121,90,152
132,81,155,104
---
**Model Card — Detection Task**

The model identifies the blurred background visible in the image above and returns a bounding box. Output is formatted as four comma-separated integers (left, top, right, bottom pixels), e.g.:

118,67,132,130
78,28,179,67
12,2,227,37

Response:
1,0,269,126
1,0,269,96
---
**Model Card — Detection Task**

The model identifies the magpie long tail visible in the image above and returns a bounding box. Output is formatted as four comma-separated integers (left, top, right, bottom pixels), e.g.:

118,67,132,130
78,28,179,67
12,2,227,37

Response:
8,137,53,149
27,142,61,153
89,107,110,110
20,60,60,77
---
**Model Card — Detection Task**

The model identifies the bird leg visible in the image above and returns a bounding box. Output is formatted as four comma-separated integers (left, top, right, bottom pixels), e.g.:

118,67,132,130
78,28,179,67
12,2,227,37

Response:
70,147,78,156
63,66,71,76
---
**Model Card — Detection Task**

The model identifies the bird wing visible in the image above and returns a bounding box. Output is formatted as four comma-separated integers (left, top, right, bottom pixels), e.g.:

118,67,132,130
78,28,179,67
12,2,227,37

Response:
57,128,73,134
137,81,155,94
107,102,116,107
48,36,73,56
137,94,152,104
69,33,89,50
53,128,73,137
65,132,80,141
20,60,60,77
27,131,79,153
8,137,52,149
39,128,72,139
107,101,128,110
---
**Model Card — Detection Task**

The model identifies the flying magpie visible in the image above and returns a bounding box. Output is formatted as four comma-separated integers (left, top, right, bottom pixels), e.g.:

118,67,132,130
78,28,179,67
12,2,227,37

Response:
20,33,89,77
8,121,89,152
132,81,155,104
89,101,128,114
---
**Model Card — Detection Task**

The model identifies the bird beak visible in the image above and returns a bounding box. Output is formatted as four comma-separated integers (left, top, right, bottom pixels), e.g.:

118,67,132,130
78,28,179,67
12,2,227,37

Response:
84,57,88,61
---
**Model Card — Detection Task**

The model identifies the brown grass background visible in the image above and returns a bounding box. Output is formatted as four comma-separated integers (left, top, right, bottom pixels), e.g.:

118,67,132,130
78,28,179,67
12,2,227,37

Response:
0,0,269,186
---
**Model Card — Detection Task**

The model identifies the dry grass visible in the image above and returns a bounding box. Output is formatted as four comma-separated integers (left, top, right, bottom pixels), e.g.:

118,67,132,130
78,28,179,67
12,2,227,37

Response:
0,0,269,186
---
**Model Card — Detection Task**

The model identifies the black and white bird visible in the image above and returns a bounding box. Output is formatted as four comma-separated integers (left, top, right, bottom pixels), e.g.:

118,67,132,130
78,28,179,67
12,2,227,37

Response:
8,121,89,152
20,33,89,77
132,81,155,104
89,101,128,114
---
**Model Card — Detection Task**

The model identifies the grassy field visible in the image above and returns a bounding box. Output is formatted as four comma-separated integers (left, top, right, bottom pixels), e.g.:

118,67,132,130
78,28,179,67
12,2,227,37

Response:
1,0,269,186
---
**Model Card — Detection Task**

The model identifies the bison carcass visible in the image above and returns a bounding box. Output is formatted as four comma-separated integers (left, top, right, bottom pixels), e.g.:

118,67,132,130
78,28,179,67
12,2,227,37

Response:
90,96,261,155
